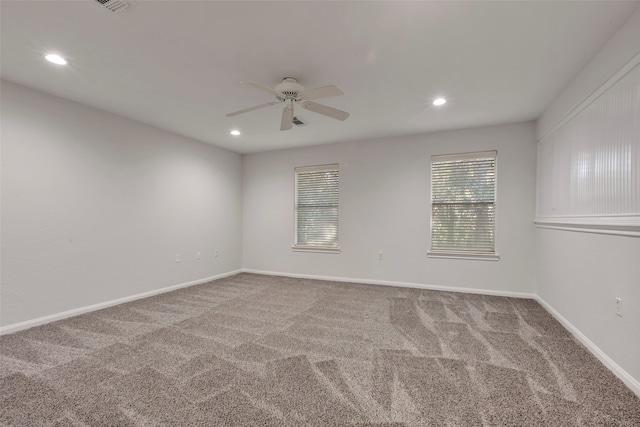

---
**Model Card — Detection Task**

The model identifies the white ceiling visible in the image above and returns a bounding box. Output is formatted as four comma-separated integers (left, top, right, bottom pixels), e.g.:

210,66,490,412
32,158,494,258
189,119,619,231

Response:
1,1,638,154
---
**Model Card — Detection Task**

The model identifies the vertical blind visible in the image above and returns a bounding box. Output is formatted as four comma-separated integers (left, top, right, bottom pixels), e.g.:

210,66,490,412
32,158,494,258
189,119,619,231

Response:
431,151,497,254
294,164,339,248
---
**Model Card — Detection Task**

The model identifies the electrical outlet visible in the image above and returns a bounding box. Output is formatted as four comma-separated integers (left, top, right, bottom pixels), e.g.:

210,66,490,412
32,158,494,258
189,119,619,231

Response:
196,251,201,260
214,249,219,258
378,251,383,260
176,254,181,263
616,298,623,317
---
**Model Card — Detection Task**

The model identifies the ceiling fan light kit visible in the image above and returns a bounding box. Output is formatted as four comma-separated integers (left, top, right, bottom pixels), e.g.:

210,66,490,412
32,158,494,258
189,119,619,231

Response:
226,78,349,131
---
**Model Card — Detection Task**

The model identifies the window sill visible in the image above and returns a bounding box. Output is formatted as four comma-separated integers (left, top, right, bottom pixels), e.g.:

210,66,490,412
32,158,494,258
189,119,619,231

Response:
292,246,341,254
428,252,500,261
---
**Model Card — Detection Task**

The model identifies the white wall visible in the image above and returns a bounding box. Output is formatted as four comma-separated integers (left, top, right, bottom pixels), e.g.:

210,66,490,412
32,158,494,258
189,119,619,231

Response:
1,80,243,327
243,122,537,294
535,6,640,391
536,230,640,385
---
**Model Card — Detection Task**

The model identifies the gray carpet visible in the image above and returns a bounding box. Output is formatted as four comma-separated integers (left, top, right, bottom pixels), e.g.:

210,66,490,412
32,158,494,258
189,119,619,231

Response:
1,273,639,426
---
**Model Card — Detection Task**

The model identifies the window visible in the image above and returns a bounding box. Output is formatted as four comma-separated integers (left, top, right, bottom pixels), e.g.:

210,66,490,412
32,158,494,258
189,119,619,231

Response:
293,164,340,252
429,151,498,260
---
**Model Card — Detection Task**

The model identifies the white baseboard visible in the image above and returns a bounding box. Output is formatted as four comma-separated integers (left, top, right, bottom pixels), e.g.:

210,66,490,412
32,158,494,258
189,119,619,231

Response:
0,269,243,335
240,269,537,299
535,296,640,398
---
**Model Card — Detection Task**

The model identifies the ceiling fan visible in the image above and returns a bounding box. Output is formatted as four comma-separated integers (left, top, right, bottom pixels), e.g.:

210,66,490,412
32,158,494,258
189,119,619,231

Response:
226,77,350,131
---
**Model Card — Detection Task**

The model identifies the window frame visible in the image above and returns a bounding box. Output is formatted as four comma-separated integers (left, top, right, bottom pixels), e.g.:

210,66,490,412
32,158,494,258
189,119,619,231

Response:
428,150,500,261
292,163,340,253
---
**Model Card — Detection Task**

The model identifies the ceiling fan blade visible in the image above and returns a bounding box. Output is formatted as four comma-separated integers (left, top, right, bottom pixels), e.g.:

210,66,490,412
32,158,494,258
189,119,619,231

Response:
281,100,294,131
302,101,350,121
226,101,281,117
301,85,344,100
242,81,282,97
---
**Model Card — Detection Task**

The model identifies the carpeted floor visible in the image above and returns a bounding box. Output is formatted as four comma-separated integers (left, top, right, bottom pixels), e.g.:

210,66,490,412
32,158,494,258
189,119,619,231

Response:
1,273,639,426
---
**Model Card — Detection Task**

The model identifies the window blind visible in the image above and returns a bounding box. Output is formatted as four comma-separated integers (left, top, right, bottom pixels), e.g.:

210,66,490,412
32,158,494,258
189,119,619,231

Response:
431,151,497,254
294,164,339,249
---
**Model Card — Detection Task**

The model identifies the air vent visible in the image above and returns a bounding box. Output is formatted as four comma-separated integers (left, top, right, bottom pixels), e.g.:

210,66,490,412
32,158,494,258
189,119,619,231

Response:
293,117,305,126
93,0,131,13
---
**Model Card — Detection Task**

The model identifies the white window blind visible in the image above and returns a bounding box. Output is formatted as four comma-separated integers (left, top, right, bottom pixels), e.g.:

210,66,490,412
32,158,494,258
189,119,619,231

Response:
294,164,339,252
430,151,497,258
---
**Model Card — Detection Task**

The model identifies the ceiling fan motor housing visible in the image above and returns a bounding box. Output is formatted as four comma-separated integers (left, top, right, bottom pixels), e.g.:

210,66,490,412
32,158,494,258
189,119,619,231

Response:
275,77,304,101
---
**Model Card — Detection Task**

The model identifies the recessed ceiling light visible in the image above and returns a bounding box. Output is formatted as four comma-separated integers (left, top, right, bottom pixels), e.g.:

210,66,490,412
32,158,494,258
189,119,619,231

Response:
230,130,241,136
433,98,446,106
45,54,67,65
